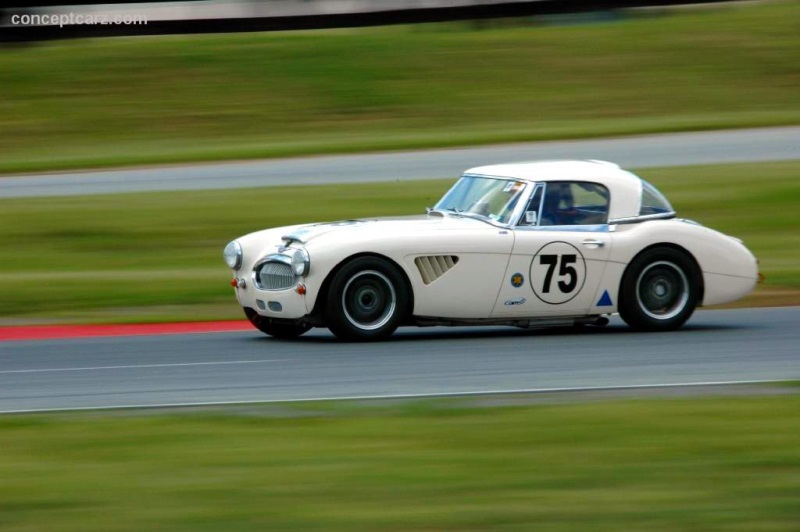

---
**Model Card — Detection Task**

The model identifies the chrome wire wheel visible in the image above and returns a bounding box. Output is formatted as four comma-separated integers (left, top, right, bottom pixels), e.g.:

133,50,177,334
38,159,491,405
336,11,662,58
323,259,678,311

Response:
636,261,690,320
342,270,397,331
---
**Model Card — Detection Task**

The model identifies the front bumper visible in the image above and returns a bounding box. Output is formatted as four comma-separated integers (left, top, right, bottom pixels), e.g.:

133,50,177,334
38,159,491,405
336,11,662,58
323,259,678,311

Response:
233,282,309,320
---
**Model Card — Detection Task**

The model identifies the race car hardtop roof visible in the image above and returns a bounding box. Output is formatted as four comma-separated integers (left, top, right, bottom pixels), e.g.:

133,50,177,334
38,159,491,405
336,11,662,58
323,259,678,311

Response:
463,160,645,221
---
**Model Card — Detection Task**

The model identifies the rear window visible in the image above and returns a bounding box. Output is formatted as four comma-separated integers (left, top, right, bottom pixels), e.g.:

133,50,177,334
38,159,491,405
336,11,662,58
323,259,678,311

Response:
640,180,674,216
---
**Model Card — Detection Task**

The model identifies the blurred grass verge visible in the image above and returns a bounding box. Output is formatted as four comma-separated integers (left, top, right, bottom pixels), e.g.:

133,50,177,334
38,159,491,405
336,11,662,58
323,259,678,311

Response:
0,160,797,324
0,1,798,173
1,394,799,530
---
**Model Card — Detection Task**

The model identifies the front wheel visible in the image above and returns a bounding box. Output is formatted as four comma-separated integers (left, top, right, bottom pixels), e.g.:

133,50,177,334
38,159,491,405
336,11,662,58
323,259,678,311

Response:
324,257,409,341
618,247,701,332
244,308,311,339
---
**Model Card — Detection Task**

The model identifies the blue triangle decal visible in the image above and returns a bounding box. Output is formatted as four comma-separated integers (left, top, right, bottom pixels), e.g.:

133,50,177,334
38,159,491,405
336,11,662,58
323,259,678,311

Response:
597,290,613,307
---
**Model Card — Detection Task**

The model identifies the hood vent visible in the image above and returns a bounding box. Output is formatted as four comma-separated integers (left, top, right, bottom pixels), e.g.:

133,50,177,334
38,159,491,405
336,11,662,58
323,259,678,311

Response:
415,255,459,285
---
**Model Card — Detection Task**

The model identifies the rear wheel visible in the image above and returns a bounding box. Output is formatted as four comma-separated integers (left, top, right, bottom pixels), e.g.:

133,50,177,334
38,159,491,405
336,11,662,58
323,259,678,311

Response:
244,308,311,339
324,257,409,341
619,247,701,332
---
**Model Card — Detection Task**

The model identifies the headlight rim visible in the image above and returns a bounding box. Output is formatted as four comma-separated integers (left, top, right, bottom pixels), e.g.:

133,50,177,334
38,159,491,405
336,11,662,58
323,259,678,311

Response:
290,248,310,277
223,240,243,270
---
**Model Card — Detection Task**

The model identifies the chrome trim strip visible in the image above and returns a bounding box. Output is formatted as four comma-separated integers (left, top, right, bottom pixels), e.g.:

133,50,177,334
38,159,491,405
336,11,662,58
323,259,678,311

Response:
537,183,546,226
514,224,610,233
608,212,676,224
461,172,523,181
254,254,291,268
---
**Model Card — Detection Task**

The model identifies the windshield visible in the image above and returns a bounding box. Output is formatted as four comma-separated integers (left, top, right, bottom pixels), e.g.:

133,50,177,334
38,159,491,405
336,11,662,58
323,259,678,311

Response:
433,175,527,225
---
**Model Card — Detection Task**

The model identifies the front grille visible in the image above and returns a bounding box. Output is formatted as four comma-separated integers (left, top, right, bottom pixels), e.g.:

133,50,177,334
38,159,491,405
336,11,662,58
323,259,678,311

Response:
255,261,295,290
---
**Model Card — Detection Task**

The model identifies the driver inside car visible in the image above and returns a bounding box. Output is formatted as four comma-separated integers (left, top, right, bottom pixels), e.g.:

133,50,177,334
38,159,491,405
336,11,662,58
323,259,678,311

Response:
540,182,574,226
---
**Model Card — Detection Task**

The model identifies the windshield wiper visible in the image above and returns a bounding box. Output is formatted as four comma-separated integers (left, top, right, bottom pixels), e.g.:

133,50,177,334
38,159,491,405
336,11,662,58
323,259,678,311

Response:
428,207,495,226
449,210,496,226
426,206,462,217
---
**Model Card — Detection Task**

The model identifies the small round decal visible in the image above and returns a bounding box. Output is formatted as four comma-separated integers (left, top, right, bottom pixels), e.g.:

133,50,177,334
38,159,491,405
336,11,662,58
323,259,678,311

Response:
510,273,525,288
529,241,587,305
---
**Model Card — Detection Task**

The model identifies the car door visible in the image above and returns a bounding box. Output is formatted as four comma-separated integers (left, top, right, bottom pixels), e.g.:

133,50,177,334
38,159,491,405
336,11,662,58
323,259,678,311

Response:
491,181,613,318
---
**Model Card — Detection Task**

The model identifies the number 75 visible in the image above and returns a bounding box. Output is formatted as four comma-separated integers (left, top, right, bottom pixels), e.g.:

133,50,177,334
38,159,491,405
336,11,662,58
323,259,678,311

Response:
539,254,578,294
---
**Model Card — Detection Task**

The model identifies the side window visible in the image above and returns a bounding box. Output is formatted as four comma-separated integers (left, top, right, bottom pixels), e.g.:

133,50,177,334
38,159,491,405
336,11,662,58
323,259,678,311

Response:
540,181,609,226
640,180,674,216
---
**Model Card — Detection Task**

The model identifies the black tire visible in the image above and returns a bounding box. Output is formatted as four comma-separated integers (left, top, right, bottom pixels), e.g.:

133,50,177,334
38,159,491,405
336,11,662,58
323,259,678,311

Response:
324,256,409,341
618,247,701,332
244,308,311,339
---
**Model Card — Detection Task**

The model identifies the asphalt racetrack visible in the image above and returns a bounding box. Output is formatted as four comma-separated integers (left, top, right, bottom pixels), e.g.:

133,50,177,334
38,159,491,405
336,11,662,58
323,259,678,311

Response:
1,307,798,413
2,127,798,198
2,128,798,413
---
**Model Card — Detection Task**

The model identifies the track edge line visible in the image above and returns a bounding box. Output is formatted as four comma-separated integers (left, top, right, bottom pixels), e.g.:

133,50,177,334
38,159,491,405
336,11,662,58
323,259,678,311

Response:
0,378,789,415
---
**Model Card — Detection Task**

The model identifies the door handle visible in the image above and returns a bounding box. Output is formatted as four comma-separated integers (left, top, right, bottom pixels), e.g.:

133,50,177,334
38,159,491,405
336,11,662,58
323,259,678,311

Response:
582,239,605,248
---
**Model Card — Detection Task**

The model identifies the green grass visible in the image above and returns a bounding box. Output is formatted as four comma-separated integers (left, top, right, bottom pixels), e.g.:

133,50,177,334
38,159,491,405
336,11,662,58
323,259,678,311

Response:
0,1,798,173
0,160,797,323
1,395,799,530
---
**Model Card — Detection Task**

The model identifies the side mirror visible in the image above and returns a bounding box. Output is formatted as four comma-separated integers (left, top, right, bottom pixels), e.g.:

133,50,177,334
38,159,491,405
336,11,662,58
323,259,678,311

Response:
525,210,538,225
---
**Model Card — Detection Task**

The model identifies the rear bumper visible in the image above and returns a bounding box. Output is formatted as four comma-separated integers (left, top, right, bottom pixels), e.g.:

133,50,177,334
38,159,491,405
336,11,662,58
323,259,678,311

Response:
702,272,757,306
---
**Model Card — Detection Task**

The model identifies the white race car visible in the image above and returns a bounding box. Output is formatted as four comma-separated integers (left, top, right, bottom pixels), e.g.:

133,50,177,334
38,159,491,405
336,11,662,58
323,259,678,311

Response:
223,160,758,341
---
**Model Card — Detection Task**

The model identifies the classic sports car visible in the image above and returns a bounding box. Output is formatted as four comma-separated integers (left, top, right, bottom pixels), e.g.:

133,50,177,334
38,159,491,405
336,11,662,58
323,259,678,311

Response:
223,160,758,341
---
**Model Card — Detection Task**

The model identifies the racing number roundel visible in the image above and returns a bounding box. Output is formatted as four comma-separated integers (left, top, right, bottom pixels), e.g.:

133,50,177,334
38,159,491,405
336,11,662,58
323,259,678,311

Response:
529,241,587,305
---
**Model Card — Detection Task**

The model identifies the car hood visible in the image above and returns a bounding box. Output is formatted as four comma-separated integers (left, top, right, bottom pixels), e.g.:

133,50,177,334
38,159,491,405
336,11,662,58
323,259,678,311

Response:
280,214,490,244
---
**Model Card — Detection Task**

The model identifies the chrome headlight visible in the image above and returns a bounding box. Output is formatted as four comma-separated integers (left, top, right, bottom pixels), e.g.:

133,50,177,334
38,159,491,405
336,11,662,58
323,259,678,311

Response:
290,248,310,276
223,240,242,270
